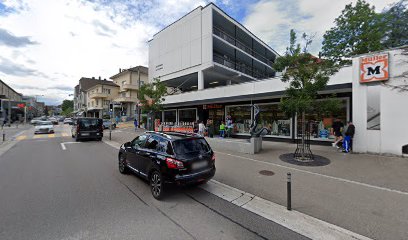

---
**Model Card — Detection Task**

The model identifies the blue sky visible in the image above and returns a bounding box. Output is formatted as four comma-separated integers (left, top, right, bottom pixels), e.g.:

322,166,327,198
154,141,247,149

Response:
0,0,398,105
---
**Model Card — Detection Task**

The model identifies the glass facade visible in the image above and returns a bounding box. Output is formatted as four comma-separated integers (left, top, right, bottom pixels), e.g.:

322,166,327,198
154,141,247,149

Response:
257,104,291,137
226,105,252,134
300,99,349,140
178,109,196,124
163,110,177,125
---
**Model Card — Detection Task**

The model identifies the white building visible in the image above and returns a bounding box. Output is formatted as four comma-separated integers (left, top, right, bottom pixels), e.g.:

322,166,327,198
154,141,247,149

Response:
149,3,408,156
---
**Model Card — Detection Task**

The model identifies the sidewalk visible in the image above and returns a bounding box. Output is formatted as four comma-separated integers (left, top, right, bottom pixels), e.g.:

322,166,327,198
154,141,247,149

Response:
103,129,408,240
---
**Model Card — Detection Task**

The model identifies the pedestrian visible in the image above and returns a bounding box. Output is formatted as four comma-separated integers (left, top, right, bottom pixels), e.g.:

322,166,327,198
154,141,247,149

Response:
332,118,344,149
115,115,119,124
198,121,206,136
134,118,138,132
343,121,355,153
219,121,225,138
207,119,214,138
226,115,233,138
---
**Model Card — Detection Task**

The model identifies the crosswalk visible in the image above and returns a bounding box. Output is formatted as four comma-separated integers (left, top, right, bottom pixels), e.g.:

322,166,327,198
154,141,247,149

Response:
16,132,71,140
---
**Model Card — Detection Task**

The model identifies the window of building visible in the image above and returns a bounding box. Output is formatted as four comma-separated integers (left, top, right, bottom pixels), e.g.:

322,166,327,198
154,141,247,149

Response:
226,105,252,134
178,109,196,124
163,110,177,125
257,104,291,137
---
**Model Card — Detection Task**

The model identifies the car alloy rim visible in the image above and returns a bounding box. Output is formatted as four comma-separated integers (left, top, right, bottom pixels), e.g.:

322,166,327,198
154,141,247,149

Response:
151,173,161,197
119,156,125,172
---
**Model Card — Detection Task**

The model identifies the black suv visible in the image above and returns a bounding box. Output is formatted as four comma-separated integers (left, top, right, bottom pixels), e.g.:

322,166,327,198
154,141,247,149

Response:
118,132,216,199
71,117,103,141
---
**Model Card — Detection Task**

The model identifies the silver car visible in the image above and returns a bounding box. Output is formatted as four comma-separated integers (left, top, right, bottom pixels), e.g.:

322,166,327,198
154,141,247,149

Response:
34,121,54,134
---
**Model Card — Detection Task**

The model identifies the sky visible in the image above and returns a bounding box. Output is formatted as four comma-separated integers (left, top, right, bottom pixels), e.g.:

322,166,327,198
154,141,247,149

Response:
0,0,398,105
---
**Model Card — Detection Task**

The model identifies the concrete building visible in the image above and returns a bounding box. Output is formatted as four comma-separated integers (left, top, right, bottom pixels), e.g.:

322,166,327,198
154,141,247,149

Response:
148,3,277,92
110,66,148,120
85,81,119,118
73,77,110,117
1,79,24,123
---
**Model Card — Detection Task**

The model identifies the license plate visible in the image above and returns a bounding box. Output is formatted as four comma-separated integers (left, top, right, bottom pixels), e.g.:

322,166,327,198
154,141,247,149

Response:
81,133,89,136
192,161,208,170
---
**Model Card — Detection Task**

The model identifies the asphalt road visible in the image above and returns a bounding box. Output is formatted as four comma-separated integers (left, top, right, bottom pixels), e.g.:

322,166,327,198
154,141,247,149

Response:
0,125,307,240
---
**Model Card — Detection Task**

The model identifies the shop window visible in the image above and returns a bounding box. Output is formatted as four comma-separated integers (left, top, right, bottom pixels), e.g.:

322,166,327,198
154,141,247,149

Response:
257,104,291,137
178,109,196,124
226,105,252,134
163,110,177,125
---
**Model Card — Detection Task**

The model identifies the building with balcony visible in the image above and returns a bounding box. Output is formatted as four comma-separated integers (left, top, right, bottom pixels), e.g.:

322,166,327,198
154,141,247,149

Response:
73,77,108,117
148,3,278,93
85,80,119,118
110,66,148,120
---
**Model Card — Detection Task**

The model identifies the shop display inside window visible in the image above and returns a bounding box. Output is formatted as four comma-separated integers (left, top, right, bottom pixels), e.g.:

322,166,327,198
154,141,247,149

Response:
226,105,252,134
256,104,291,137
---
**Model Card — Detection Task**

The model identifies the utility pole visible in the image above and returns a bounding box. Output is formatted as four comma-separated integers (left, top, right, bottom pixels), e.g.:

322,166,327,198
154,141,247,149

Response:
8,99,11,127
24,106,27,125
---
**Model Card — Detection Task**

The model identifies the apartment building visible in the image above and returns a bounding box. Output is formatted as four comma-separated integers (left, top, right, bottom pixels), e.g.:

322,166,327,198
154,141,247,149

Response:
110,66,148,120
73,77,109,116
85,81,119,118
148,3,278,92
1,79,24,122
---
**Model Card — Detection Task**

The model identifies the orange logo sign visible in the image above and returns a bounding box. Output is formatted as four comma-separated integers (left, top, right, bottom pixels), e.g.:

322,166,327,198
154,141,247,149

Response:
360,54,389,83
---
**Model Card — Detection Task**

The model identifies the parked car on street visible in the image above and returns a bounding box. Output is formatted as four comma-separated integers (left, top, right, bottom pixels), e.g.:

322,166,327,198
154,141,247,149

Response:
30,118,41,125
102,119,116,129
118,131,216,199
34,121,55,134
71,117,103,141
49,117,59,125
64,118,73,125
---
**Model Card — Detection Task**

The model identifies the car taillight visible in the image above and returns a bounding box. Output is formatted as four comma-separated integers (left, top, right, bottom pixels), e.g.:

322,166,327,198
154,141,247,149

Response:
166,157,184,169
211,153,215,161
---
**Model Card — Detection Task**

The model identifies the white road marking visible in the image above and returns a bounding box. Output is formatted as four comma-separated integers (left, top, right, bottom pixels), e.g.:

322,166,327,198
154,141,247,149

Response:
201,180,372,240
60,142,80,150
216,151,408,196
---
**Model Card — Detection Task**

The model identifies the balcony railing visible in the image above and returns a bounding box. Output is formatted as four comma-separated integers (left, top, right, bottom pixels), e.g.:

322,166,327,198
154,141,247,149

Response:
213,53,274,80
213,26,275,67
90,92,108,99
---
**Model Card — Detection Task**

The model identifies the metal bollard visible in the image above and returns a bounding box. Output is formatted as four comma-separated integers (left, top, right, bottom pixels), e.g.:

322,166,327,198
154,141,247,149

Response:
287,172,292,211
2,130,5,142
109,128,112,141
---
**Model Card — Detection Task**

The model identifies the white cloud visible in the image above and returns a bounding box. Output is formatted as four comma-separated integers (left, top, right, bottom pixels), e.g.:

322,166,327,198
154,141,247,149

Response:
0,0,208,105
243,0,397,55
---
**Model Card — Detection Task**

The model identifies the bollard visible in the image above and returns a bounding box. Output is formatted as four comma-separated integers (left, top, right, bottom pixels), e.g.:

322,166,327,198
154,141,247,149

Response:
2,131,5,142
287,172,292,211
109,128,112,141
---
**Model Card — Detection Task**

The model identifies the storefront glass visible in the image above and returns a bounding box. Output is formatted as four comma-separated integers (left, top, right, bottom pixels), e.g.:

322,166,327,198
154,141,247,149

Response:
226,105,252,134
163,110,177,125
299,98,349,140
178,109,196,124
257,104,291,137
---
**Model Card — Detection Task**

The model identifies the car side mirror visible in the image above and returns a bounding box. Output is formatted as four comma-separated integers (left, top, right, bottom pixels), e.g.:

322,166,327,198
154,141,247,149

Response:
124,142,131,148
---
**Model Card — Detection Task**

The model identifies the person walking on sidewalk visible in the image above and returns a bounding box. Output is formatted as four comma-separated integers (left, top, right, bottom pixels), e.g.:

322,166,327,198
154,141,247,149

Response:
198,121,206,136
219,121,226,138
343,121,355,153
332,119,344,148
206,119,214,138
133,118,138,132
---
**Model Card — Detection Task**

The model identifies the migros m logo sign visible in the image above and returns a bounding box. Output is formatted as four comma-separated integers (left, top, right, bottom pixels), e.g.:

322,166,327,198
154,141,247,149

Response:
360,53,389,83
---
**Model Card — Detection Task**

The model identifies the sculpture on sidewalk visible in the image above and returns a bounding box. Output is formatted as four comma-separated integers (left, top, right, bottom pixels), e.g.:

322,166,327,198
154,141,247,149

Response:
249,104,270,137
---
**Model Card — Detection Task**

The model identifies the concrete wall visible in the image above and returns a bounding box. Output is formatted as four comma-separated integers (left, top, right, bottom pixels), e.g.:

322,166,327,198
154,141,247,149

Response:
352,47,408,156
149,7,213,82
164,66,352,105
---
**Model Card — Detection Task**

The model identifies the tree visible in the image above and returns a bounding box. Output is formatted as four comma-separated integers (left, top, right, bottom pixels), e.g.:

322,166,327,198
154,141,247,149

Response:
322,0,383,64
138,78,167,130
274,30,340,160
381,0,408,49
61,100,73,112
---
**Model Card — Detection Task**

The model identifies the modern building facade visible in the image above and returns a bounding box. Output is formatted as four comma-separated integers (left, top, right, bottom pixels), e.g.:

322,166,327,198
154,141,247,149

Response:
110,66,148,120
148,3,278,93
73,77,109,117
85,81,119,118
1,79,24,123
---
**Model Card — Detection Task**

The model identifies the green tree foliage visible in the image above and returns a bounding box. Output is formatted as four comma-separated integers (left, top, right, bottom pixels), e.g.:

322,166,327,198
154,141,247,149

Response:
61,100,73,112
381,0,408,48
274,30,340,117
138,78,167,114
322,0,383,64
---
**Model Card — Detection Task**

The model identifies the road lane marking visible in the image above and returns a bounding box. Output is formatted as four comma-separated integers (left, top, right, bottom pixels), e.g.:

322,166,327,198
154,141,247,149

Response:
16,135,27,140
48,134,55,138
33,135,47,139
216,151,408,196
200,180,372,240
62,133,69,137
60,142,80,150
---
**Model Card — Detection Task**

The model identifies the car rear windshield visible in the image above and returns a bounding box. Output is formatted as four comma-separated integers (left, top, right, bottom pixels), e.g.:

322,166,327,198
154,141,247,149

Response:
172,138,211,155
39,121,52,125
79,119,101,130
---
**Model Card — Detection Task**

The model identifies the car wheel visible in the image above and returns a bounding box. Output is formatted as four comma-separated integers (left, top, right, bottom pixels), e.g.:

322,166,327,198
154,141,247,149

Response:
118,154,129,174
150,170,164,200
